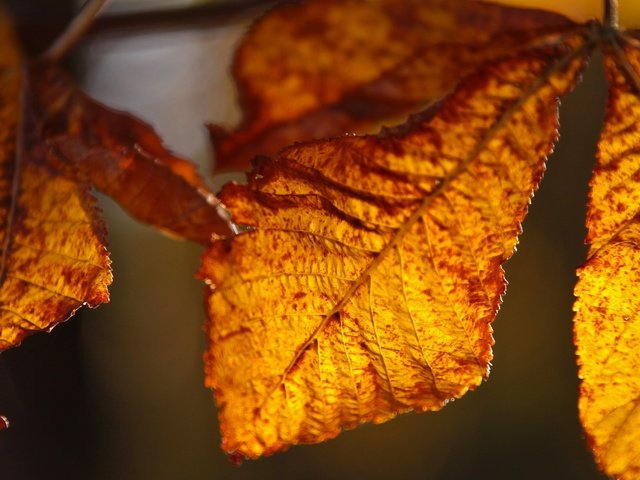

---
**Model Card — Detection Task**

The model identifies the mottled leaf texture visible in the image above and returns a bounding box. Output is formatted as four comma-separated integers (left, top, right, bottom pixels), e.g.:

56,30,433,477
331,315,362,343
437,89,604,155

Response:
209,0,576,171
574,37,640,480
0,5,230,351
200,33,588,458
0,10,111,350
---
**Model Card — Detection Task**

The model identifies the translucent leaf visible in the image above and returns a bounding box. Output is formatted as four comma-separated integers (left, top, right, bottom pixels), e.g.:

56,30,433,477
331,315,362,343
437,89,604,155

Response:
574,36,640,480
0,6,230,350
200,33,589,459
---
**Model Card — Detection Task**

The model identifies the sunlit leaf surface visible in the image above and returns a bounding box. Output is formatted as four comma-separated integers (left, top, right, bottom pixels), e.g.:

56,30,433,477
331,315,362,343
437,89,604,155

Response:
200,33,588,459
574,37,640,480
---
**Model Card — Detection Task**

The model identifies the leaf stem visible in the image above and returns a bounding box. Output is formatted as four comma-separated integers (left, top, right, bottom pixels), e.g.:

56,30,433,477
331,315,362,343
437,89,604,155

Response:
604,0,619,29
40,0,110,63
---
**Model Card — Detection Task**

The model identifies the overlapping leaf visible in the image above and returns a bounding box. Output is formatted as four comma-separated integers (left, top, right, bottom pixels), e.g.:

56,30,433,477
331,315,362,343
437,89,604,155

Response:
200,31,589,458
574,36,640,480
28,62,231,245
0,6,230,351
208,0,576,171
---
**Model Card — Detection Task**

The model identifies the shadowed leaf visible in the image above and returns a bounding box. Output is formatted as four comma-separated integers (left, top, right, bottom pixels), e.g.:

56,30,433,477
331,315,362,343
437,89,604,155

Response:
0,10,111,351
209,0,576,171
200,32,589,459
574,35,640,480
29,61,231,244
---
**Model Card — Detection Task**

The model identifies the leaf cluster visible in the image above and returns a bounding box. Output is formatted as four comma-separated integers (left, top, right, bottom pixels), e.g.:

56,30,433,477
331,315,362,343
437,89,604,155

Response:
1,1,640,479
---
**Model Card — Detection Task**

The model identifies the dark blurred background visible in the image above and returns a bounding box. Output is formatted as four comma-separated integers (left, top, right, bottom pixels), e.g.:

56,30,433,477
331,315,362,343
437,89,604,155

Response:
0,1,613,479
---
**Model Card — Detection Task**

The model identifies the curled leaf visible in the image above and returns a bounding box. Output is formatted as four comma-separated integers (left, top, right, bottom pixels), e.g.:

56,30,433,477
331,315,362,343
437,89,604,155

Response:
200,33,589,458
0,5,230,350
29,61,231,244
574,36,640,480
209,0,576,171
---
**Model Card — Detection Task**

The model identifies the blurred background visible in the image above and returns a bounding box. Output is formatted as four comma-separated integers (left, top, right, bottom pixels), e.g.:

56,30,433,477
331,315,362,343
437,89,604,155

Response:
0,0,631,478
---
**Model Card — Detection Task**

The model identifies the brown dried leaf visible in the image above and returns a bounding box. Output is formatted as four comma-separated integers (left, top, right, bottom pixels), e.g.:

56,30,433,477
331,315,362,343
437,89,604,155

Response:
200,32,589,458
0,10,111,350
29,61,231,244
574,35,640,480
209,0,576,171
0,4,230,351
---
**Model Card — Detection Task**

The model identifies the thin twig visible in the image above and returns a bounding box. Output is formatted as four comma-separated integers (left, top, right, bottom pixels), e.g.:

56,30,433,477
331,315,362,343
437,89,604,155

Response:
40,0,109,63
604,0,619,29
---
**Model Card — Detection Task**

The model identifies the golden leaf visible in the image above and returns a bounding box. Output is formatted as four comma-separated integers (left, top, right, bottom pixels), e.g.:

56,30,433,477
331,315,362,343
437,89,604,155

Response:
208,0,575,172
0,10,111,350
0,5,230,350
574,35,640,480
199,32,589,459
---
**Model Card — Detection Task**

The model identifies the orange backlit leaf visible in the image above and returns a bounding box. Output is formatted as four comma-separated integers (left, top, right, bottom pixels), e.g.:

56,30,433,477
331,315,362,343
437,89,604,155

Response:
200,33,589,458
0,5,230,351
574,35,640,480
209,0,576,171
0,11,111,350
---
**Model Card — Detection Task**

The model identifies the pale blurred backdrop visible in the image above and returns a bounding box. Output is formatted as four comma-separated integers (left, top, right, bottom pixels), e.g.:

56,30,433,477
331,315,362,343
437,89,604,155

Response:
0,0,635,479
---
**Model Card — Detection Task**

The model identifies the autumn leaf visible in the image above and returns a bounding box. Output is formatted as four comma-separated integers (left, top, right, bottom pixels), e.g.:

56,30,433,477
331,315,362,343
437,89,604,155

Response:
0,5,231,351
0,7,111,350
208,0,576,172
200,29,589,458
207,2,640,471
574,35,640,480
28,61,232,245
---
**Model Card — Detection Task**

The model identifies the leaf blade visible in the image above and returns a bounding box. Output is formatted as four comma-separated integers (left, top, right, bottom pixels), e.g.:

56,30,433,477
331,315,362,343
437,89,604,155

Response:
574,35,640,480
28,62,232,244
0,46,112,350
210,0,576,171
201,33,590,458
